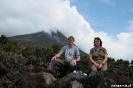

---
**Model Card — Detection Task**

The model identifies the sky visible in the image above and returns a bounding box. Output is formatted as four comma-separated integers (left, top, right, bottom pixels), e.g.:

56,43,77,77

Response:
0,0,133,62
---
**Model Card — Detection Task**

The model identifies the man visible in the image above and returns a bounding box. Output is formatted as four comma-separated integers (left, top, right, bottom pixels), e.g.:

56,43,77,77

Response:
47,36,80,76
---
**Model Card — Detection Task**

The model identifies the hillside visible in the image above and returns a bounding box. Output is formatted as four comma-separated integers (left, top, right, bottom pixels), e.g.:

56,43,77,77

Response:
9,30,88,57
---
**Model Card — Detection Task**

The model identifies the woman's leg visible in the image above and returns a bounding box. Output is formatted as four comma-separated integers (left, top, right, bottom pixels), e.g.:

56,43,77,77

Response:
101,63,108,71
89,64,97,77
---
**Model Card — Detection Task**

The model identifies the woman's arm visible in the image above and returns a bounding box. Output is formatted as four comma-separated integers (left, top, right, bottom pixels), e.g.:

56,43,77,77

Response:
102,54,108,64
89,54,99,67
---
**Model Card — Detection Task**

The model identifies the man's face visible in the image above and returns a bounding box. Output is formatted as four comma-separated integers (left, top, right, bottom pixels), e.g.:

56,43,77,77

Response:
68,38,74,45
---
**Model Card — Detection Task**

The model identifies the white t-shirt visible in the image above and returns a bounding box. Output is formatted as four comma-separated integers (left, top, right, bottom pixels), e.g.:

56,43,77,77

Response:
60,45,80,62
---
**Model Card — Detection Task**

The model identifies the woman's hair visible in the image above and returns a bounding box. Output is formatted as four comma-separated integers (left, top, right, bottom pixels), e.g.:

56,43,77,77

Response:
68,36,75,41
94,37,102,47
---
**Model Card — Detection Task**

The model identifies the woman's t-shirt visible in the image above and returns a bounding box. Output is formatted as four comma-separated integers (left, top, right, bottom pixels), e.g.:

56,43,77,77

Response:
89,47,107,64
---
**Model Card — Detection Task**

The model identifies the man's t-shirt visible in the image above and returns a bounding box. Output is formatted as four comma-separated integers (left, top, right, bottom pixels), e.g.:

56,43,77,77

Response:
60,45,80,62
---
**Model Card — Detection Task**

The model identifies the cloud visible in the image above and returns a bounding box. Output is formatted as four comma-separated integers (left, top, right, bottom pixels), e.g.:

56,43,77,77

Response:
128,20,133,31
100,0,115,6
0,0,133,61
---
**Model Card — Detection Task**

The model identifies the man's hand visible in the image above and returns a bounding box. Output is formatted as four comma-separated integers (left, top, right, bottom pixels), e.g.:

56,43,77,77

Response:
51,56,56,62
71,59,77,65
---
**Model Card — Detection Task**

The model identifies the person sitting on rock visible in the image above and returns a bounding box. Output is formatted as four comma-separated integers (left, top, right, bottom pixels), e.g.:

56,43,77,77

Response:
47,36,80,77
89,37,108,77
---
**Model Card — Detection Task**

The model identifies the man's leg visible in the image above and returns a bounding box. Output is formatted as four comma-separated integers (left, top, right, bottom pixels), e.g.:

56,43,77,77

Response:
47,59,65,70
47,59,65,77
65,61,76,74
89,64,97,77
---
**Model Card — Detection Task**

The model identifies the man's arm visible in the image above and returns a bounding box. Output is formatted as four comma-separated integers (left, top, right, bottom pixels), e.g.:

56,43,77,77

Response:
51,53,62,62
75,47,80,62
76,55,80,62
71,55,80,65
71,47,80,65
51,46,65,62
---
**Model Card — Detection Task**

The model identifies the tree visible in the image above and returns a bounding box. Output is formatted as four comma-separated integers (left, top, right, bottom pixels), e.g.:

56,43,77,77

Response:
131,60,133,66
52,44,60,54
0,35,9,45
3,43,13,52
107,57,115,67
123,60,130,68
114,59,130,70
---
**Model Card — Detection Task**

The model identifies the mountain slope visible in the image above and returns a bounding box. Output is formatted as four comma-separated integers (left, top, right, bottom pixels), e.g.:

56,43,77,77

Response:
9,30,88,56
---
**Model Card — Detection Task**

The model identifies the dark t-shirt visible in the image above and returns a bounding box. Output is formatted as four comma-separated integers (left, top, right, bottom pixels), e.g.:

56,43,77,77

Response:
89,47,107,64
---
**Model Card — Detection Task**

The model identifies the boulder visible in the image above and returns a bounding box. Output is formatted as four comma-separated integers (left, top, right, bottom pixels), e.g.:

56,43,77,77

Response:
0,62,10,76
6,70,22,81
25,64,34,73
16,72,56,88
0,79,7,87
34,66,46,73
70,80,83,88
50,73,86,88
82,65,133,88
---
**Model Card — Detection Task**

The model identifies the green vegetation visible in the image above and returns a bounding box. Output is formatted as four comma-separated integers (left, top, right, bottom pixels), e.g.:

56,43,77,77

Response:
0,35,133,72
0,35,54,65
107,57,132,70
52,44,60,54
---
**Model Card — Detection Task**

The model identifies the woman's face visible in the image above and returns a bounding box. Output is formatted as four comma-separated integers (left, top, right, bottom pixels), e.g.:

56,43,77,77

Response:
94,39,100,47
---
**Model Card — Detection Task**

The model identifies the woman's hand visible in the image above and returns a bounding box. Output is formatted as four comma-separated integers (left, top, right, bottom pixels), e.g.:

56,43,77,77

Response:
94,63,103,69
94,63,100,68
98,64,102,69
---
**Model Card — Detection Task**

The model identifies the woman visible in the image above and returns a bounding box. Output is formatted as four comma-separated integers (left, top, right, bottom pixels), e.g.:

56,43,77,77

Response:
89,37,108,77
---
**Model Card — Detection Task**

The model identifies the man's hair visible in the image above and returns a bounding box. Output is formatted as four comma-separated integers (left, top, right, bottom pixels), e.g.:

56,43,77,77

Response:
68,36,75,41
94,37,102,47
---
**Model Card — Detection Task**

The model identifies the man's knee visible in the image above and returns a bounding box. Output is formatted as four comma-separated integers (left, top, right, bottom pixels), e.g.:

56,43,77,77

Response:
55,59,65,64
70,62,76,67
